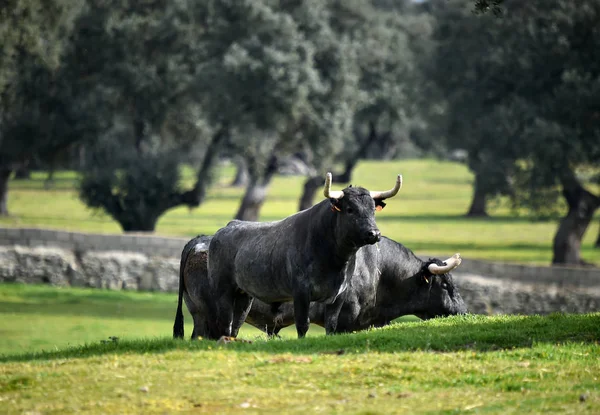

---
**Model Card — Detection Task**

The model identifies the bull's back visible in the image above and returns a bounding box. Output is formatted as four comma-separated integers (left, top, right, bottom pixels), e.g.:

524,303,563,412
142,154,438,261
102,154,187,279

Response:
210,220,304,301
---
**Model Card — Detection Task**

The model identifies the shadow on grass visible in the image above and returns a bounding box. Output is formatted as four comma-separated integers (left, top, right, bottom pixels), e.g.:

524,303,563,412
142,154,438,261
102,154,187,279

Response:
2,313,598,363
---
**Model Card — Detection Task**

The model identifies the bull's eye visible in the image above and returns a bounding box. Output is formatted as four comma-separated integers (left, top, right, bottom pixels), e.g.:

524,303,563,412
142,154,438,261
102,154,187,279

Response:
441,282,449,289
346,207,354,214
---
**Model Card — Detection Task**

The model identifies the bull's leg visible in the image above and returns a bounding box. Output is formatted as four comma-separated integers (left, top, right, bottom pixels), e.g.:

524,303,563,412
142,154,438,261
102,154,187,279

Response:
203,288,234,340
183,292,209,340
267,326,282,338
190,311,209,340
324,295,345,335
230,292,254,338
293,292,311,338
214,294,235,338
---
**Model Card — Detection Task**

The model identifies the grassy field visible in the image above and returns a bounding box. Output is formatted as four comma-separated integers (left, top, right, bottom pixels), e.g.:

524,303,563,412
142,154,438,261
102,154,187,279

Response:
1,285,599,414
0,283,312,356
0,159,599,265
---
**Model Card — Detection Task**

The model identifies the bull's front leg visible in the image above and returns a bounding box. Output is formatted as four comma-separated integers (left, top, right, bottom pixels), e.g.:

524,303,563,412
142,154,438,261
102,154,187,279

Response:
293,291,311,338
324,295,345,335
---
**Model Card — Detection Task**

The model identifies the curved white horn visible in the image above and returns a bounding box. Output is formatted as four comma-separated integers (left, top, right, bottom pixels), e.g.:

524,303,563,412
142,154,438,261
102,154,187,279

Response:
323,172,344,199
428,253,462,275
370,174,402,199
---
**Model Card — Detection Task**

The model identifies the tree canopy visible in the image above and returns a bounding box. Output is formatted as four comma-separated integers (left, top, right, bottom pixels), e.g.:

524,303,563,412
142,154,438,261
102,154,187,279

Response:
426,0,600,264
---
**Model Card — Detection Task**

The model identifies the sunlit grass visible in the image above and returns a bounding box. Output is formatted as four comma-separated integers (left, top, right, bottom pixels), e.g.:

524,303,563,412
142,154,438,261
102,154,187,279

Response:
1,159,599,265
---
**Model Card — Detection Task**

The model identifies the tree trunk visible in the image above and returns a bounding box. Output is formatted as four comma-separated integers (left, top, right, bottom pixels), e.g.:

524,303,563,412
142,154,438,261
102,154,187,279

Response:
44,161,56,190
0,167,12,216
466,172,489,217
235,154,278,221
298,169,355,211
235,179,269,221
78,145,86,171
14,161,30,179
552,170,600,266
298,121,378,211
117,212,160,232
298,176,324,211
178,123,228,208
134,117,144,153
230,156,249,187
595,221,600,248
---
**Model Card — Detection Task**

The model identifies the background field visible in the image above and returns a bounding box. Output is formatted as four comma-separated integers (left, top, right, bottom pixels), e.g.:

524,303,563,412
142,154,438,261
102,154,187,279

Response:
1,159,599,265
1,284,599,414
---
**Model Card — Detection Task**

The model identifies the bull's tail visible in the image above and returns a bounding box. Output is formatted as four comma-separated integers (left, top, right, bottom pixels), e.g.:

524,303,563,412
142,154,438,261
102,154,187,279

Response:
173,236,202,339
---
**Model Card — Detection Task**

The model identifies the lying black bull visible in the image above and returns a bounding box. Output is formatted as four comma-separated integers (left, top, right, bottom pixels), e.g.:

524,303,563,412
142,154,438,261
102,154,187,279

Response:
174,173,402,339
173,234,466,339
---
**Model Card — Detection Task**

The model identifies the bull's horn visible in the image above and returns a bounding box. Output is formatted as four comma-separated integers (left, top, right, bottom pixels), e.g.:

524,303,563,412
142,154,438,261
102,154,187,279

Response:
323,172,344,199
428,253,462,275
370,174,402,199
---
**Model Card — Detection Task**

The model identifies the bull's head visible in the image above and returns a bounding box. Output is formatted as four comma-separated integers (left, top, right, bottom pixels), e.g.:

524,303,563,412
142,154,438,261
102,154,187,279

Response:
323,172,402,246
414,254,467,319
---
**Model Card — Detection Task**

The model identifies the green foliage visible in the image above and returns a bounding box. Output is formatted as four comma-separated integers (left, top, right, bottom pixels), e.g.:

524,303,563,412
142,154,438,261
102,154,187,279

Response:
0,0,81,94
472,0,505,15
0,0,83,168
426,0,519,200
0,284,599,413
200,0,320,133
62,0,223,230
428,0,600,216
79,142,183,231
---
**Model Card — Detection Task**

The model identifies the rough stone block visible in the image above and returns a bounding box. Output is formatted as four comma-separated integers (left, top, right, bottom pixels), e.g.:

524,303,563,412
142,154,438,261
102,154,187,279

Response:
55,231,72,242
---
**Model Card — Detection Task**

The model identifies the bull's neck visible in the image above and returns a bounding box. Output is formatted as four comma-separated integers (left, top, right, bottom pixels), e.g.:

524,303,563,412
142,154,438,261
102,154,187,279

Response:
374,245,425,319
310,199,359,269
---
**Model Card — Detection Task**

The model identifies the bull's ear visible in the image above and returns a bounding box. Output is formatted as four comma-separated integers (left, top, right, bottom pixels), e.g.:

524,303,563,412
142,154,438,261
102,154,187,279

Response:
330,199,342,212
375,199,387,211
419,262,436,285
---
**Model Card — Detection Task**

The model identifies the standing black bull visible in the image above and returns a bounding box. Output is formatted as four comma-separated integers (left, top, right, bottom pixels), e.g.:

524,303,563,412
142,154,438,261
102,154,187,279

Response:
173,234,466,339
174,173,402,340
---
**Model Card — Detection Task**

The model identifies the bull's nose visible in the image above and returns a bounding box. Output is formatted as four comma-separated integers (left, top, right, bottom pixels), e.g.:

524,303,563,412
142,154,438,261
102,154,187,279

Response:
366,230,381,243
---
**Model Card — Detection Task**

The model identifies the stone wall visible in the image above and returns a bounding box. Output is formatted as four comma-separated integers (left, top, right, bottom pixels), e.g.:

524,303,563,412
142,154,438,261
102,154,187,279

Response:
455,273,600,315
0,245,180,292
0,227,599,315
0,227,187,258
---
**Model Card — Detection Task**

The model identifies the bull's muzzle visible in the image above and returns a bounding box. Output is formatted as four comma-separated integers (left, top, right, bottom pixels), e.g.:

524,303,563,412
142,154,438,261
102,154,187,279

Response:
365,229,381,244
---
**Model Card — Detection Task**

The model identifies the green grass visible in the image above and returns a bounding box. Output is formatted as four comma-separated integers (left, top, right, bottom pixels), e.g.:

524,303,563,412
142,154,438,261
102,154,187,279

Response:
1,159,599,264
1,285,599,414
0,283,320,356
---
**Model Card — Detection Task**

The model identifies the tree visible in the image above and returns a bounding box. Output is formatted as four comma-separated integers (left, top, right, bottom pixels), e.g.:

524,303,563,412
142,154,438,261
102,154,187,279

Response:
497,0,600,265
197,0,362,221
425,0,523,217
296,0,426,210
0,0,83,215
67,0,227,231
427,0,600,265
